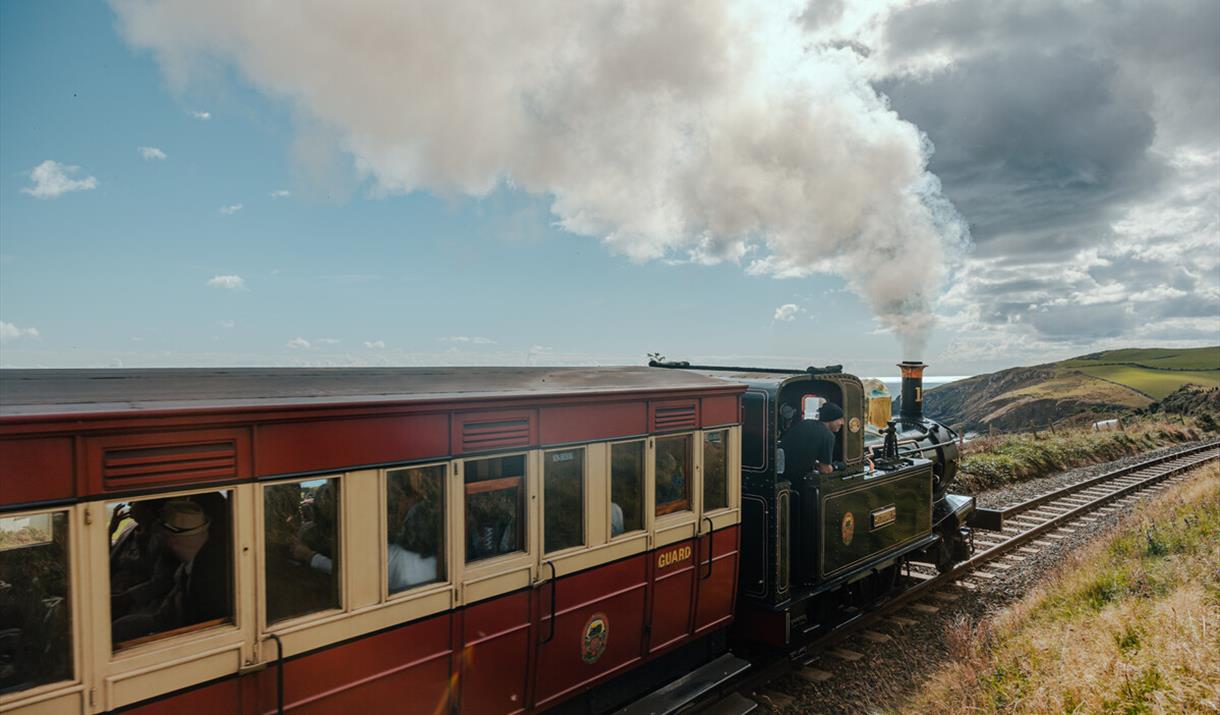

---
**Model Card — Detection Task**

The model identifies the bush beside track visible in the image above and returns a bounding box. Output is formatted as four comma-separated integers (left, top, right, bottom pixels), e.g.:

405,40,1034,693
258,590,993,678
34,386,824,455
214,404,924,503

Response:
956,419,1210,493
905,463,1220,714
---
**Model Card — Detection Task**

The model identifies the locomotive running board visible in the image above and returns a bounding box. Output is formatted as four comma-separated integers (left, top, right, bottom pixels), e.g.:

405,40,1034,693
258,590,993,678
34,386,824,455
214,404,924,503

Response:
614,653,753,715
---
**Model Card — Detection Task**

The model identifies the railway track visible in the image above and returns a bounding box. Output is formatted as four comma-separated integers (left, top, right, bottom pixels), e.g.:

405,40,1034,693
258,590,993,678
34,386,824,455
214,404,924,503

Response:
695,440,1220,714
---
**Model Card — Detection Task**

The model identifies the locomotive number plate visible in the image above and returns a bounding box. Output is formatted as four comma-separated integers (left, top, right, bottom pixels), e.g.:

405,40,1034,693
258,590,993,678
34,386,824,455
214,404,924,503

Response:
871,505,897,530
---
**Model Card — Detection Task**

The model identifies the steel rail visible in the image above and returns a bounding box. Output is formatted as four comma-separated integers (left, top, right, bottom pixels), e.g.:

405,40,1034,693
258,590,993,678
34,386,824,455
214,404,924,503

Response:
695,441,1220,712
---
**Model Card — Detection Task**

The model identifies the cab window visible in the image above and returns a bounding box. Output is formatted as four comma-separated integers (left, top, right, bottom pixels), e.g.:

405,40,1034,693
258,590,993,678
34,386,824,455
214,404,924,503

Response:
610,441,645,536
263,478,341,624
107,491,233,650
544,448,584,553
655,436,691,516
703,430,729,511
465,454,526,563
386,465,446,593
0,510,71,693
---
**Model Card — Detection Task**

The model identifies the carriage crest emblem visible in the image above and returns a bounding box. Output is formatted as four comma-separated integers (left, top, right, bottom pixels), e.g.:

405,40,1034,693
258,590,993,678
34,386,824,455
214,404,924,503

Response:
581,613,609,664
841,511,855,546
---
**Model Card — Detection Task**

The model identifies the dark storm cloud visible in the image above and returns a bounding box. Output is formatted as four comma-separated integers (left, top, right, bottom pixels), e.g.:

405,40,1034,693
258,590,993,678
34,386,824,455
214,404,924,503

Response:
878,49,1161,249
854,0,1220,350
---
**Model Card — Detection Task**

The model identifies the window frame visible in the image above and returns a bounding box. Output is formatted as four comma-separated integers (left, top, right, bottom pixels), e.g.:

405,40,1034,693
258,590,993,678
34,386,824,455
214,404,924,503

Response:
0,504,79,707
256,474,345,632
460,450,531,568
541,446,587,556
103,487,243,654
606,438,647,542
653,433,694,518
381,461,451,602
700,429,731,515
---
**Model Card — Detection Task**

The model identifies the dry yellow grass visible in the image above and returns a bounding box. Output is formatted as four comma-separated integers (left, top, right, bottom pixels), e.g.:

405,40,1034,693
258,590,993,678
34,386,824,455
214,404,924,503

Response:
903,463,1220,714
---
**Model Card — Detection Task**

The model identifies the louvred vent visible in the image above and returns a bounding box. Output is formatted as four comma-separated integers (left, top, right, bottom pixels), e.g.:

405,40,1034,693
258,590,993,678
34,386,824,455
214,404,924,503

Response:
102,441,238,490
653,404,697,432
461,419,532,453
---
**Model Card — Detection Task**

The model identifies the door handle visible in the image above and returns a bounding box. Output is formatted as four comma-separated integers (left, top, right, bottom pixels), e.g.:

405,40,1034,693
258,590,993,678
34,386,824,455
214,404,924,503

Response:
539,561,557,645
701,516,714,580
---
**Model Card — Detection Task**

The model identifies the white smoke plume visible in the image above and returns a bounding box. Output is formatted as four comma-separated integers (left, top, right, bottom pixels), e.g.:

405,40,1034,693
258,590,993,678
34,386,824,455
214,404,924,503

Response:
112,0,967,355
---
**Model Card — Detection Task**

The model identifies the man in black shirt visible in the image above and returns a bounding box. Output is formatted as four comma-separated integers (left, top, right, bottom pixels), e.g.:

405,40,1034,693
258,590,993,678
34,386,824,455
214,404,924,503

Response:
781,401,845,478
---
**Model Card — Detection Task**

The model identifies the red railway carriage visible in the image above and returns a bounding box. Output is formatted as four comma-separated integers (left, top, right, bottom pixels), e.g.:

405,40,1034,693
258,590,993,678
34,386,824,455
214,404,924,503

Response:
0,368,744,714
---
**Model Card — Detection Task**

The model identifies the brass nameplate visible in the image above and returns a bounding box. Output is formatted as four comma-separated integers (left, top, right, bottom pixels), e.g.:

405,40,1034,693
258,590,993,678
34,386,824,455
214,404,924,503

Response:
871,505,897,530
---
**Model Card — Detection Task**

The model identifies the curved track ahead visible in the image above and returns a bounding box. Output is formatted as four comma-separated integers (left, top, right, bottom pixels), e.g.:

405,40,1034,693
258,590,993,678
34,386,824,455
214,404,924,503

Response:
700,440,1220,714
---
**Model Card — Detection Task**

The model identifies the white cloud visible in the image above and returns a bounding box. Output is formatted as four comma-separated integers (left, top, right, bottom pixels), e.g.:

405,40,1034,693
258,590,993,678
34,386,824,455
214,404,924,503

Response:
190,110,211,120
269,189,291,198
0,321,40,341
112,1,969,356
364,339,386,349
138,146,167,160
206,275,245,290
219,320,236,329
21,160,98,199
439,336,496,344
315,337,339,345
286,337,311,349
218,203,243,215
773,303,801,322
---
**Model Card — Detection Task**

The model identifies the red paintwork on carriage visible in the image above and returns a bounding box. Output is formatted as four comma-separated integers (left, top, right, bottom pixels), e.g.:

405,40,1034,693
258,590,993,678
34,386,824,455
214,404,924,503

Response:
0,368,743,713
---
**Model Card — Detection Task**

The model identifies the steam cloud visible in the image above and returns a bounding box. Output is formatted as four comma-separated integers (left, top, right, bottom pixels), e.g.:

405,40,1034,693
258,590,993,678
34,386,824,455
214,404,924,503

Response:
112,0,967,355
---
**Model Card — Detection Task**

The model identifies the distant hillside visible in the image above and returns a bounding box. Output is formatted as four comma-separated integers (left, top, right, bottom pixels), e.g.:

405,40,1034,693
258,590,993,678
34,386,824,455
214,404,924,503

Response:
925,346,1220,431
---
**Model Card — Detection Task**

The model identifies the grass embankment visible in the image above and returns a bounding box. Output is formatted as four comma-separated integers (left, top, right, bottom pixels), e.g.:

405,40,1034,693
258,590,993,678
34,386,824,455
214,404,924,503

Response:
957,420,1207,493
905,464,1220,714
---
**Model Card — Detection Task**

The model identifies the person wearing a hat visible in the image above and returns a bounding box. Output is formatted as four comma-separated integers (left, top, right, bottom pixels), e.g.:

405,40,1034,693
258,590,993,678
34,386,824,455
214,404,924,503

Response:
780,400,846,479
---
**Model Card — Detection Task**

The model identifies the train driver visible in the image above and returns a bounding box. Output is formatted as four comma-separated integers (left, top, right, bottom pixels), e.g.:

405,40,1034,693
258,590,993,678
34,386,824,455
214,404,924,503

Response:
780,401,844,477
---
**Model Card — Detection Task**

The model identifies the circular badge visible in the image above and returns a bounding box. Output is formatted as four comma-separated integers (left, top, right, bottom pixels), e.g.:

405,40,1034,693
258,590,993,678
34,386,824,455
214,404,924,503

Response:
841,511,855,546
581,612,609,664
848,417,862,433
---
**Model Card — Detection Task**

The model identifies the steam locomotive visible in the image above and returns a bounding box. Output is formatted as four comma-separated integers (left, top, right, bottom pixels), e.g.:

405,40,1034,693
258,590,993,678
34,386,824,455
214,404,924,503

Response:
650,358,975,651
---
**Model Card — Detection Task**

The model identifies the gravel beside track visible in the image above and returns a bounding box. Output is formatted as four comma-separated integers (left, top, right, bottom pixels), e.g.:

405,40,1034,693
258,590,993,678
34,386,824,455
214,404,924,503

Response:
757,440,1216,715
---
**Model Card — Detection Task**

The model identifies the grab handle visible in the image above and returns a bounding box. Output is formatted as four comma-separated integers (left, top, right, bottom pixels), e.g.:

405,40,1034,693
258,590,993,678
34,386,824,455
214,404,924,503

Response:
540,561,557,644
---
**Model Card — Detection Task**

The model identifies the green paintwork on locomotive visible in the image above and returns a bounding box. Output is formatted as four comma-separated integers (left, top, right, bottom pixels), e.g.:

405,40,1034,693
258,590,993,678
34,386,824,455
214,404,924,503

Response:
818,460,933,578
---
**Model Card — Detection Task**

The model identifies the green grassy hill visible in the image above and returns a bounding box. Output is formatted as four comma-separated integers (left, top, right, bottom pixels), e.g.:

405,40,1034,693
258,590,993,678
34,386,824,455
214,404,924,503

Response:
925,347,1220,431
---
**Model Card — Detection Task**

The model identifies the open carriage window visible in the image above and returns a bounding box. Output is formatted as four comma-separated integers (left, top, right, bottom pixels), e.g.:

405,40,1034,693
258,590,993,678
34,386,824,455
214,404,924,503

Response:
610,441,645,536
655,436,691,516
703,430,729,511
544,448,584,553
107,491,233,650
263,478,341,624
0,511,71,694
386,465,446,594
465,455,526,563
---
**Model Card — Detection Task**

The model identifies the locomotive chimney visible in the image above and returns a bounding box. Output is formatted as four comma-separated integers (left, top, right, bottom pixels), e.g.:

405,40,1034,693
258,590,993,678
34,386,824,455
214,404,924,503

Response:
898,361,927,422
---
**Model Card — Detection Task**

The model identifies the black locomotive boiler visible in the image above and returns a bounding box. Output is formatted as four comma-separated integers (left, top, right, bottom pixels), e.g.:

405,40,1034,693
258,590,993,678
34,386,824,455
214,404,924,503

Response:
650,358,975,651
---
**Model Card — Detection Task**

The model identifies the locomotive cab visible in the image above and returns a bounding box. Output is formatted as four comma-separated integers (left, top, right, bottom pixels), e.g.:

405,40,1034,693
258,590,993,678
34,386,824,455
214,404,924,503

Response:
650,358,975,652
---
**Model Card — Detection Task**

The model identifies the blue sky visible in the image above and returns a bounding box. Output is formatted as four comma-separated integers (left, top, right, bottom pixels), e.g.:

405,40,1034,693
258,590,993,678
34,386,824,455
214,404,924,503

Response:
2,1,1216,378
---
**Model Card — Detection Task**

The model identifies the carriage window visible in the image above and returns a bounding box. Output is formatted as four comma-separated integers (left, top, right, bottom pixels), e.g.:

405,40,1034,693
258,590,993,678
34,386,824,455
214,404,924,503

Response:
0,511,71,694
544,449,584,553
107,491,233,650
465,454,526,563
655,436,691,516
386,465,446,594
610,441,644,536
263,478,341,624
703,430,729,511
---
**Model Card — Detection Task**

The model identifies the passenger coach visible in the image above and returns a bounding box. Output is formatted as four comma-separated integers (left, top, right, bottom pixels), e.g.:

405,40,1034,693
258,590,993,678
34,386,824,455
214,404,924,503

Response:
0,368,745,714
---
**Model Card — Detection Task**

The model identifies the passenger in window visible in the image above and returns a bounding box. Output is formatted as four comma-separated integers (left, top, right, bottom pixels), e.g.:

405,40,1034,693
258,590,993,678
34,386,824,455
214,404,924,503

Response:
265,480,339,623
610,502,625,536
112,498,231,645
109,498,166,595
655,452,686,508
386,467,444,592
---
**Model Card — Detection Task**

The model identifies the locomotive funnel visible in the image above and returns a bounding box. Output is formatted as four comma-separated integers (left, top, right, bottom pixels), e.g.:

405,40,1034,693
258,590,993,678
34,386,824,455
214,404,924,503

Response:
898,360,927,422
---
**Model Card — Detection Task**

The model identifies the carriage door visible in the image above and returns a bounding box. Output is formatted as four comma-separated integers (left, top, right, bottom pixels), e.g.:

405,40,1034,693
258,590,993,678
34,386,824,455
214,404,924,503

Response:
692,429,740,636
531,444,649,711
